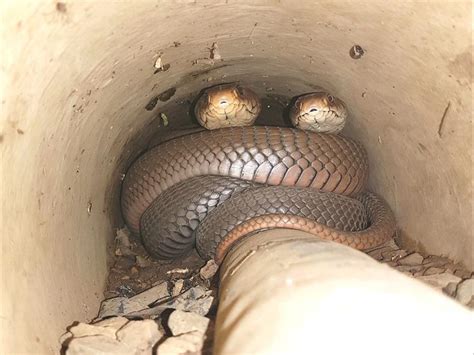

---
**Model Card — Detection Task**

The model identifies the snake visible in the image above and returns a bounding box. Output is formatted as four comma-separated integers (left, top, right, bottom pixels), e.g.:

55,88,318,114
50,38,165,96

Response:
289,92,348,134
194,83,261,130
121,126,396,263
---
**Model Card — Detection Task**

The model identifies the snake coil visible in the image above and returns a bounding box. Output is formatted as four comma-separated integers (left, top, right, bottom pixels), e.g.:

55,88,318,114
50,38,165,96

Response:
121,126,395,263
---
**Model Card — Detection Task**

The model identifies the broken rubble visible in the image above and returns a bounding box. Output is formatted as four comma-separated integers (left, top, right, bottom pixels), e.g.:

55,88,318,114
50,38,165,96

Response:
97,297,147,319
157,331,205,355
398,252,424,265
64,319,162,355
423,267,446,276
116,320,163,351
442,282,458,298
454,269,472,279
97,282,169,319
422,255,450,267
168,309,210,336
164,286,214,316
417,272,461,290
66,334,128,355
455,279,474,305
394,264,424,274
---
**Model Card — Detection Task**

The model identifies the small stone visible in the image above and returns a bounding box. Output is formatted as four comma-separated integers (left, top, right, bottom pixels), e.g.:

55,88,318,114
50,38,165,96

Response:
116,320,163,351
454,269,472,279
168,310,210,336
424,267,445,276
131,266,139,274
442,282,458,297
172,279,185,297
398,252,424,265
121,275,130,280
417,272,462,290
157,331,204,354
66,335,128,354
455,279,474,305
200,260,219,280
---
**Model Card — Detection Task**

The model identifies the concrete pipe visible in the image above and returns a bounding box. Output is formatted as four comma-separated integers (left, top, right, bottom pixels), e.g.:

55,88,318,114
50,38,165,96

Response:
0,1,471,353
215,229,473,355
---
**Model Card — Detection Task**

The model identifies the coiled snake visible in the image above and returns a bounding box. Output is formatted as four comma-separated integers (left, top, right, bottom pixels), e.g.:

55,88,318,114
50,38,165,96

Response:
121,121,396,262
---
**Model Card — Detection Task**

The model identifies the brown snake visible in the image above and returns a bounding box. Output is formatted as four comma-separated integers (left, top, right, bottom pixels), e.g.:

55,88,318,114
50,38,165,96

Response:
289,92,348,134
194,83,261,130
121,126,396,262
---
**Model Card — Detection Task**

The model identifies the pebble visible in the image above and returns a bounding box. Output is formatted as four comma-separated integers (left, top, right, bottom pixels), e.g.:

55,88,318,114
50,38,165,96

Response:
200,259,219,279
398,252,424,265
168,310,210,336
423,267,446,276
417,272,462,290
455,279,474,305
157,331,205,355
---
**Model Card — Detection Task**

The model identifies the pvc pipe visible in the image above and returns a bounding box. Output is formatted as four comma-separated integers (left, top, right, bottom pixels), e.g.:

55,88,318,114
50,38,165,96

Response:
214,229,472,355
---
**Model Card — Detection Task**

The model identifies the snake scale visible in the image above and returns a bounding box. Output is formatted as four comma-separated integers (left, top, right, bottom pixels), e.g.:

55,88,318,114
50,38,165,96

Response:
121,122,396,263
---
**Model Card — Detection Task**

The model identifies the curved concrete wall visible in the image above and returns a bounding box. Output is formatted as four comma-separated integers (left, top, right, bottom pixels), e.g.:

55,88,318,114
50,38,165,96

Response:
1,1,471,353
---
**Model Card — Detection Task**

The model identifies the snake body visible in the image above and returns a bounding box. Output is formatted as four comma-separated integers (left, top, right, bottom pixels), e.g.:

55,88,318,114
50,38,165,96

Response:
121,125,396,262
121,126,368,235
196,190,395,263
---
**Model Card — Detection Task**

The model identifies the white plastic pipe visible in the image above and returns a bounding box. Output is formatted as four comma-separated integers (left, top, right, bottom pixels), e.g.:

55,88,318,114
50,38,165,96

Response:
215,229,473,355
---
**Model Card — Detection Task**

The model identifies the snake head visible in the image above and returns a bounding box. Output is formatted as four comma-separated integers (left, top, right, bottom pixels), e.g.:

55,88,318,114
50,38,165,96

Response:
297,93,329,119
291,91,348,133
205,84,242,110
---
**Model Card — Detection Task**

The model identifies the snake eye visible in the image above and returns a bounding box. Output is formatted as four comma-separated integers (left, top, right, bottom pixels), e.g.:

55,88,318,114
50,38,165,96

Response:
327,95,335,104
219,100,228,107
309,107,319,113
